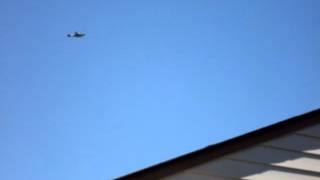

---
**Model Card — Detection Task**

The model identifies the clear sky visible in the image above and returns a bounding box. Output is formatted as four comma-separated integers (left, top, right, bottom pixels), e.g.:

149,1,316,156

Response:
1,0,320,179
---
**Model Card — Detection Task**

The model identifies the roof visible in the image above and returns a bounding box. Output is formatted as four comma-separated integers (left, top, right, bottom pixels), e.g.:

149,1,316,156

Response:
115,108,320,180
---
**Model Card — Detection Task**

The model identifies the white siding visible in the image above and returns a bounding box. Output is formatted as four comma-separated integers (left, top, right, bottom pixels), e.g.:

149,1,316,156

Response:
227,146,320,172
165,123,320,180
264,134,320,155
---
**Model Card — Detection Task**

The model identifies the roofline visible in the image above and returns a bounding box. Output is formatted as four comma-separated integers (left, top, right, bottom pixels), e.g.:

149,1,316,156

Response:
115,108,320,180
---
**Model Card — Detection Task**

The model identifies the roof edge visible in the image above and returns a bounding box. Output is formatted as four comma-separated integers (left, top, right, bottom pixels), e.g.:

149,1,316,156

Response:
115,108,320,180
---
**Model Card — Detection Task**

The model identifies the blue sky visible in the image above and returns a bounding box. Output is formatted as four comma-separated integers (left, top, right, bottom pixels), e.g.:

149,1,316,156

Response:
1,0,320,179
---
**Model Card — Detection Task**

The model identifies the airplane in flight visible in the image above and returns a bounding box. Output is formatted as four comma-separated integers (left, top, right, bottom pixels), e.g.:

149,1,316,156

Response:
67,31,85,38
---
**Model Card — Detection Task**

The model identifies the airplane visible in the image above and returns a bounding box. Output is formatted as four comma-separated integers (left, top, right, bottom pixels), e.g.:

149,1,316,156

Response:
67,31,85,38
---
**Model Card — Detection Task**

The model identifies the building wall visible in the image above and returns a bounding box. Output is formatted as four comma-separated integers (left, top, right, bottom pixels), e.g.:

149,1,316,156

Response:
164,123,320,180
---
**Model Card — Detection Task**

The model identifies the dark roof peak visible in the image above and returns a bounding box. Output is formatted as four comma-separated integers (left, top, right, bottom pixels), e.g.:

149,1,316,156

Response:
116,108,320,180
